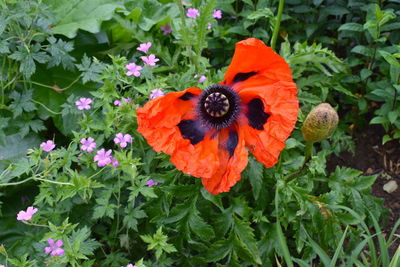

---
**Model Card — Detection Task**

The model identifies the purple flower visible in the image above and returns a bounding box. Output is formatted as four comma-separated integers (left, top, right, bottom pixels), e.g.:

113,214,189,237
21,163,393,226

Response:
0,264,5,267
125,63,143,77
146,179,158,187
207,23,212,30
137,42,152,53
114,100,122,106
126,264,138,267
161,24,172,35
198,75,206,83
111,157,119,167
123,97,132,104
80,137,96,152
114,133,133,148
213,9,222,19
187,8,200,19
45,239,64,257
150,89,164,100
75,97,92,110
17,206,38,221
141,54,159,66
40,140,55,152
94,149,112,167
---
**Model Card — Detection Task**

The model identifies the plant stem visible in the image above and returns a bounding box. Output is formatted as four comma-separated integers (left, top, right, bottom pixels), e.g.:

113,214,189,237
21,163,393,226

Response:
0,175,74,187
31,99,62,115
271,0,285,51
283,141,314,182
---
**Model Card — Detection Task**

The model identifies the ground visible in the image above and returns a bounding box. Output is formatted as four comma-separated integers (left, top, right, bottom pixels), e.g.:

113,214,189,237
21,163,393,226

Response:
328,124,400,254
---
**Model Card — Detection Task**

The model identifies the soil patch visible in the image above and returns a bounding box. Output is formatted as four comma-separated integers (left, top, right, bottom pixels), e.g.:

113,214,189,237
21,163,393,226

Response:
327,125,400,254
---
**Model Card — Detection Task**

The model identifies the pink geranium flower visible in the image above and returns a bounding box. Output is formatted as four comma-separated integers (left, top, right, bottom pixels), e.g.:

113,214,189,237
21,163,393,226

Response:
213,9,222,19
40,140,55,152
123,97,132,104
161,24,172,35
126,264,138,267
114,100,122,106
111,157,119,167
137,42,152,53
187,8,200,19
146,179,158,187
17,206,38,221
141,54,159,66
207,23,212,30
150,89,164,100
198,75,207,83
75,97,92,110
114,133,133,148
80,137,96,152
94,149,112,167
125,63,142,77
45,239,64,257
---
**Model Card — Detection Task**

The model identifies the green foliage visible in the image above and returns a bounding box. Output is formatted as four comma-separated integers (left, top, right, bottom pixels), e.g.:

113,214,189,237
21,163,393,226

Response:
1,0,399,266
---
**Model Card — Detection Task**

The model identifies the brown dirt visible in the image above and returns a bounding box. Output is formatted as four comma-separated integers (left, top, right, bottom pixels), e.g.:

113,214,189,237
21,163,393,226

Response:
327,125,400,253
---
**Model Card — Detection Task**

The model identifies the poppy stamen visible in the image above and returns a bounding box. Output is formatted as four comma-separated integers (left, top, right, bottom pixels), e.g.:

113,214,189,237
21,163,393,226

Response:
198,85,240,130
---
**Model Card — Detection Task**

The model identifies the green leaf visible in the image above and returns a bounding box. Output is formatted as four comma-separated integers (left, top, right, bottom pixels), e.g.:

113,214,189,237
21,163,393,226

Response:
338,22,363,32
379,50,400,68
9,90,36,118
188,209,215,241
43,0,124,38
244,157,263,200
233,217,262,264
205,235,234,262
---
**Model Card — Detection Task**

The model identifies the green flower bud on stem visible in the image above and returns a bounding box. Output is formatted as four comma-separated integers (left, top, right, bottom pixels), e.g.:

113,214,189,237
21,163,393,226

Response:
301,103,339,142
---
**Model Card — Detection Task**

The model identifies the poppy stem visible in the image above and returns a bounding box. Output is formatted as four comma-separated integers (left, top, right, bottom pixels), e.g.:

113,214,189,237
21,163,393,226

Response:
271,0,285,51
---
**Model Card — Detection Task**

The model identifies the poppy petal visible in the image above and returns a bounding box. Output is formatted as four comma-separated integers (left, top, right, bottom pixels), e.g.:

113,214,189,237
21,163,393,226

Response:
201,126,248,194
238,81,299,167
222,38,293,89
137,87,201,154
136,87,220,179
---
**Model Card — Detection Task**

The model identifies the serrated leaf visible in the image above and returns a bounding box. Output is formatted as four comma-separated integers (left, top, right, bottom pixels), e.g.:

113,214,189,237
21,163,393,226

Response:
233,217,262,264
244,157,263,200
188,209,215,241
205,236,234,262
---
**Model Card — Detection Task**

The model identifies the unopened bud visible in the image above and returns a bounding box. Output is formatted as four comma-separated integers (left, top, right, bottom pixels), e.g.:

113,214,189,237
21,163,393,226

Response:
301,103,338,142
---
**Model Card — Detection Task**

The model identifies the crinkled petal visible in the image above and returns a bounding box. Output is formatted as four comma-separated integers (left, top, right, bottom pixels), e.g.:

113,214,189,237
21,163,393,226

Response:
201,126,248,194
238,81,298,167
222,38,293,90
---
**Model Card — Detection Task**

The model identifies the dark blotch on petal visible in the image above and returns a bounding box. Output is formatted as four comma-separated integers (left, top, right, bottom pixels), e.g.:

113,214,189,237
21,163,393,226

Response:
177,120,205,145
226,130,238,158
247,98,269,130
179,92,195,100
233,71,258,83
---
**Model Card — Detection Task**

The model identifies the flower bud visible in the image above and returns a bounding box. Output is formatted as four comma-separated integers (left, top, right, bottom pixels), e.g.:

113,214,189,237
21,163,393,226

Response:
301,103,338,142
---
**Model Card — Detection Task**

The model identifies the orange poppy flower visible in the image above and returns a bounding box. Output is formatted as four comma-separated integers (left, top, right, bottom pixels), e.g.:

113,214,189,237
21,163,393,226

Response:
136,38,299,195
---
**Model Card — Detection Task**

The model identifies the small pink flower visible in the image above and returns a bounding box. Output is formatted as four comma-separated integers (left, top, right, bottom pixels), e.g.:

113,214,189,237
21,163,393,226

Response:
198,75,206,83
141,54,159,66
114,100,122,106
94,149,112,167
126,264,138,267
114,133,133,148
75,97,92,110
0,264,5,267
80,137,96,152
45,239,64,257
125,63,143,77
194,74,198,79
150,89,164,100
161,24,172,35
17,206,38,221
187,8,200,19
137,42,152,53
123,97,132,104
146,179,158,187
207,23,212,30
111,157,119,167
213,9,222,19
40,140,55,152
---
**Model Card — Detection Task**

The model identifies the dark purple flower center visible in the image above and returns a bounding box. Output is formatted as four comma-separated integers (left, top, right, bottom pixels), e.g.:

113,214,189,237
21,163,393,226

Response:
198,85,240,130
